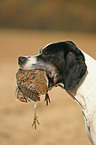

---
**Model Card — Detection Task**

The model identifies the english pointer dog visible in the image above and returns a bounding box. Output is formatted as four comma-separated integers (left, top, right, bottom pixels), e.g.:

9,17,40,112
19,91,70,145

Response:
18,41,96,144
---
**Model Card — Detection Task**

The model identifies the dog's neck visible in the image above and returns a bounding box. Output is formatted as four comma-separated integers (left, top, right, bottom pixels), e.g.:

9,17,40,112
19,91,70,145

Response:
67,51,96,114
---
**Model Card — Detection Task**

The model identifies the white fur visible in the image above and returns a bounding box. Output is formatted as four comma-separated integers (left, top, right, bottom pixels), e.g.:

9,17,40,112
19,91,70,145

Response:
68,52,96,144
20,56,37,70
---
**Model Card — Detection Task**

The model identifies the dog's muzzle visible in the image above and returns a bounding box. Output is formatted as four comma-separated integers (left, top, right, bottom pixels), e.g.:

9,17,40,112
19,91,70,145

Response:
18,55,60,87
18,56,37,70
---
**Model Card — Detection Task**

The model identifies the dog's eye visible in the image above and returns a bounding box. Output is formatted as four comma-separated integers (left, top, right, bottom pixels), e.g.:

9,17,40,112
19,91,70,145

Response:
42,52,49,57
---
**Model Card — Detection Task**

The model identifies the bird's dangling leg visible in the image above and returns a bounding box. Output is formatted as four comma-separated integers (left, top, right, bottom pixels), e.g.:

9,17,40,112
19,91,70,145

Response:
44,93,51,106
32,102,40,129
43,83,51,106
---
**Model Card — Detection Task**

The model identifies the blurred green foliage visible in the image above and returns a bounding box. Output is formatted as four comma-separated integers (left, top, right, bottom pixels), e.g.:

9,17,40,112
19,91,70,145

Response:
0,0,96,32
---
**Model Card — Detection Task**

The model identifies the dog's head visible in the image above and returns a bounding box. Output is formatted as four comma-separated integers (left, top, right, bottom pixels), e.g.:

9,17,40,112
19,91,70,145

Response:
18,41,87,90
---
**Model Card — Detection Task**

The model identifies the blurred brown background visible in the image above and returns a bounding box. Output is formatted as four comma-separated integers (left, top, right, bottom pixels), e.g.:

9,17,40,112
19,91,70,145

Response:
0,0,96,145
0,0,96,32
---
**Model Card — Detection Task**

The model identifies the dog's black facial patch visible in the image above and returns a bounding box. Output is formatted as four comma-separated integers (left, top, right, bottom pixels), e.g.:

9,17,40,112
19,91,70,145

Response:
39,43,66,72
38,41,87,90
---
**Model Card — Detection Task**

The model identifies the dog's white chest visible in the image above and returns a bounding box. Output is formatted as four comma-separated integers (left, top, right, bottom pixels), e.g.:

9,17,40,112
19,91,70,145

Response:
68,52,96,144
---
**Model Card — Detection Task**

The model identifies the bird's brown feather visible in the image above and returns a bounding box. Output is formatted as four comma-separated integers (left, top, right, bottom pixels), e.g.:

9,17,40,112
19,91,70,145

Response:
16,69,48,102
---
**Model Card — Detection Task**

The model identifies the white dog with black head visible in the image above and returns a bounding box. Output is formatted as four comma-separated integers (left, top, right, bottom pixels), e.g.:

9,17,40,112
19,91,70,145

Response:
18,41,96,145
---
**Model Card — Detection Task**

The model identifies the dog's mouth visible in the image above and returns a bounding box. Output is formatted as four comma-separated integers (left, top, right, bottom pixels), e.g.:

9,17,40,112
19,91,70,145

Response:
18,56,60,88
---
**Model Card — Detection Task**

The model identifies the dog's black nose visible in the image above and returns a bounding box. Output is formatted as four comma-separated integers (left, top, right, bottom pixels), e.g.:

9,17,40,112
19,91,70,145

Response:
18,56,27,65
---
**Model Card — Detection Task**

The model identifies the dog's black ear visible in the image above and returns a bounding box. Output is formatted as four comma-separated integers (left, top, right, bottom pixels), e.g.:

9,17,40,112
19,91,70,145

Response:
62,50,87,90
